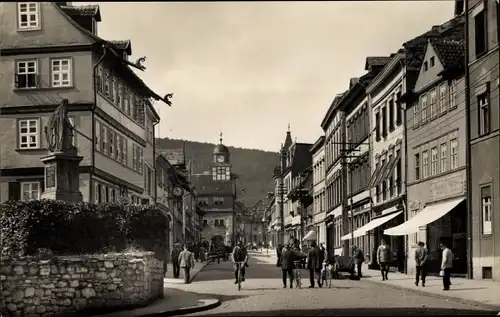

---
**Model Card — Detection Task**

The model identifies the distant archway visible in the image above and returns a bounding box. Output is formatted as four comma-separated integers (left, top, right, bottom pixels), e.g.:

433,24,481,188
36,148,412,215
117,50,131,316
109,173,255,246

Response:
211,235,224,246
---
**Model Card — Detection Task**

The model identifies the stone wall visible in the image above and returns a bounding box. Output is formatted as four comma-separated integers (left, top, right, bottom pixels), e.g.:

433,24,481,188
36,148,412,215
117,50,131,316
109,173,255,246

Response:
0,252,164,316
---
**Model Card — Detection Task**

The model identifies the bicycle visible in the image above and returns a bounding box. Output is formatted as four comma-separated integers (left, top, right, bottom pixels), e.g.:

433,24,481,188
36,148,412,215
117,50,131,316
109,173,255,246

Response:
293,260,302,289
234,261,245,291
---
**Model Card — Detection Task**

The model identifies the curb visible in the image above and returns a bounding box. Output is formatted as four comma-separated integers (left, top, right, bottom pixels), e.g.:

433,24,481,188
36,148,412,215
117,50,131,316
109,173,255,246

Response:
139,299,221,317
190,261,210,283
362,277,500,311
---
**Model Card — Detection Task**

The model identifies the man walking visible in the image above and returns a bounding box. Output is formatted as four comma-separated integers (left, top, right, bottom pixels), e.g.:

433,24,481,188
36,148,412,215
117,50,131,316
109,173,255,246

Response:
414,241,428,287
178,245,195,284
440,240,454,291
280,245,305,288
352,246,365,279
377,239,391,281
307,241,324,288
171,241,182,279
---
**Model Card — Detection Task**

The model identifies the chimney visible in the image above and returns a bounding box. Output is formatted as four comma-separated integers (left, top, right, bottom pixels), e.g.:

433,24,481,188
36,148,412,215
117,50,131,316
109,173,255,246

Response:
454,0,464,16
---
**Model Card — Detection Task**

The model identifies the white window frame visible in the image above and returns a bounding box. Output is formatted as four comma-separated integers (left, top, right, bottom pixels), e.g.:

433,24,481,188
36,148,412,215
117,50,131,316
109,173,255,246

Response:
94,182,100,204
18,119,39,149
421,94,428,122
478,91,489,135
51,58,72,87
121,137,127,165
450,139,459,169
440,143,448,173
21,181,40,201
430,88,437,118
109,129,115,159
17,2,40,30
16,60,38,89
95,120,101,151
430,147,438,176
139,148,144,174
439,83,448,113
481,191,492,235
449,80,456,109
115,133,121,162
422,150,429,178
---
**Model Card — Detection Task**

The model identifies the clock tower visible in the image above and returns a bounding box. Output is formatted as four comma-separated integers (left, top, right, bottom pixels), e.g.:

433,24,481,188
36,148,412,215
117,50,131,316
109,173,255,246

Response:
212,132,231,181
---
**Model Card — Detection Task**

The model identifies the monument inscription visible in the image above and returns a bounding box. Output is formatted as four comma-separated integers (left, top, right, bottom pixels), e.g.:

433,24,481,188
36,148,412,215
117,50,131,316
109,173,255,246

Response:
46,165,56,188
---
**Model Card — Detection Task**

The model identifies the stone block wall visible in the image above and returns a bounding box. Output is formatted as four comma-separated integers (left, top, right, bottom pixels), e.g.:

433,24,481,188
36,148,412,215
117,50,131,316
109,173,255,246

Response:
0,252,164,316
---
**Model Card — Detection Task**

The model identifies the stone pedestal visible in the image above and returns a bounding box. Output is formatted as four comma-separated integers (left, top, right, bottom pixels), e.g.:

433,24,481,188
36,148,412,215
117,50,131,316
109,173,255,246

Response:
40,148,83,201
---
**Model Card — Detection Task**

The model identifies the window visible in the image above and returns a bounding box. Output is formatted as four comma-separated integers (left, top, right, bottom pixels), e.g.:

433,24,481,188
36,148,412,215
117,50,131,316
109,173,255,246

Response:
396,90,402,125
95,121,101,151
94,182,100,204
17,3,39,29
102,125,108,154
481,186,492,235
109,130,115,159
389,98,395,131
478,89,490,135
440,143,448,173
430,56,435,67
375,111,380,141
117,85,123,109
450,139,458,169
115,133,121,162
21,181,40,201
104,73,110,96
381,105,387,137
431,147,438,176
18,119,39,149
203,219,208,226
439,83,448,114
198,197,209,205
422,150,429,178
121,136,127,164
430,89,437,118
414,153,421,180
449,80,456,109
214,197,224,205
15,60,38,88
423,61,428,71
51,59,72,87
421,94,428,122
395,149,402,194
413,99,420,127
474,8,487,57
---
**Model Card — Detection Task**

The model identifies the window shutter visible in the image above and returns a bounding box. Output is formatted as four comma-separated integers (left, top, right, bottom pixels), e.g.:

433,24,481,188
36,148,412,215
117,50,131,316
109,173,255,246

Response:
8,182,21,201
14,73,20,88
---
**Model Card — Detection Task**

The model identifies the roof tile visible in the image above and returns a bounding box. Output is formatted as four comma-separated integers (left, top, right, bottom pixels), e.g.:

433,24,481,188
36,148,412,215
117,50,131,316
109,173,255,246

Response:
60,5,101,21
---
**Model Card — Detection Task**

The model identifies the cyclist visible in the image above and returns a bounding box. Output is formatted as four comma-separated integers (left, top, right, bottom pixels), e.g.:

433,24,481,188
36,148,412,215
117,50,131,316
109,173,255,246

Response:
231,241,248,284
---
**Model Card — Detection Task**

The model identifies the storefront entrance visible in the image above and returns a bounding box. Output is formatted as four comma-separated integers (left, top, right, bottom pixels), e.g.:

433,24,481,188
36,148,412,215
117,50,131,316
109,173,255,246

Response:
372,212,405,272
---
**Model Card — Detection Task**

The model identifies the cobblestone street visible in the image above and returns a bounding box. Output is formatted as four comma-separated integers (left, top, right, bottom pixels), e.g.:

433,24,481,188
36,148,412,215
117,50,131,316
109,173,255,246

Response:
161,251,499,316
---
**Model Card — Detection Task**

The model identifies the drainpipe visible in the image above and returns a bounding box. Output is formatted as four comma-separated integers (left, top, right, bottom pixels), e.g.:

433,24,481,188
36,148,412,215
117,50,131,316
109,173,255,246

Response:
90,44,107,202
399,59,409,275
464,0,473,280
153,118,159,204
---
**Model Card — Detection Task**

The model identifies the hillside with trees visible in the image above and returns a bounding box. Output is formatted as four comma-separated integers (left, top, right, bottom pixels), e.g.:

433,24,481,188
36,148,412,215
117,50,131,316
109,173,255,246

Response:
156,138,279,206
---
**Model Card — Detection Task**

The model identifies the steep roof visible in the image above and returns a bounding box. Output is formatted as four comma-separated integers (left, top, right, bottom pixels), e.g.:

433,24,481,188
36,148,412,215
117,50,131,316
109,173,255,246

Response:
108,40,132,55
190,174,233,196
283,131,293,152
60,4,101,21
431,39,465,71
291,143,313,177
365,56,392,70
320,92,347,129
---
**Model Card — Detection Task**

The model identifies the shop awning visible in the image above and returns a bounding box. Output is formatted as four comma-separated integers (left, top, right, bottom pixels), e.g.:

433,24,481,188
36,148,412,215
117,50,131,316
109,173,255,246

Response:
302,230,316,241
368,161,384,187
384,198,465,236
341,210,403,241
379,152,400,185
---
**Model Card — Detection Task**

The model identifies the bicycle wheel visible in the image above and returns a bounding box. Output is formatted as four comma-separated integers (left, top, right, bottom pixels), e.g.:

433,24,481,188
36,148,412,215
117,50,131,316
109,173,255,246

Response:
237,266,242,291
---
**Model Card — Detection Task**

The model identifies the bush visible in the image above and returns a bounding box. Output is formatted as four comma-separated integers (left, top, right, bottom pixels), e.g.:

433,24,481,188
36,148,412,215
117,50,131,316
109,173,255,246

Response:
0,200,168,257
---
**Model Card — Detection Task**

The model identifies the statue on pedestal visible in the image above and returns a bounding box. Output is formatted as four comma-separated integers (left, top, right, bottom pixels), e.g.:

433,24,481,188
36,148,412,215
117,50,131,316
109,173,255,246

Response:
44,99,75,153
40,99,83,202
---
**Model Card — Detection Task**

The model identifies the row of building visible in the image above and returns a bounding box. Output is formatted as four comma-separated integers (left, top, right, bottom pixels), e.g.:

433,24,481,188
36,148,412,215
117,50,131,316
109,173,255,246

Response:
265,0,500,281
0,2,261,257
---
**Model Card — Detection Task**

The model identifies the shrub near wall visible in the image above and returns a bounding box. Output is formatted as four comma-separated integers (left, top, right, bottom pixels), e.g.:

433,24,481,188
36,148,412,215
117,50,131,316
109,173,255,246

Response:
1,252,164,316
0,200,169,316
0,200,169,257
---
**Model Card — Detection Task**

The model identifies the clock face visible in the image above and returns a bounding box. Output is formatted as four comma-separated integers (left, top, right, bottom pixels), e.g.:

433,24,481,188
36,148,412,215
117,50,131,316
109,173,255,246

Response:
172,186,183,197
217,155,225,163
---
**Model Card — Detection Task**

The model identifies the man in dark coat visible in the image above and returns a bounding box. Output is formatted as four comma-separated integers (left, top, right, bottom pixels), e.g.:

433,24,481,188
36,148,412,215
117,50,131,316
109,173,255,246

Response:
307,241,324,288
352,246,365,278
171,241,182,278
280,245,305,288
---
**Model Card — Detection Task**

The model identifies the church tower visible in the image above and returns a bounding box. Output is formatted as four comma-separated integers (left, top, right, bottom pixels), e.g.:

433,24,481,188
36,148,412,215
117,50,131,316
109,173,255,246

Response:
212,132,231,181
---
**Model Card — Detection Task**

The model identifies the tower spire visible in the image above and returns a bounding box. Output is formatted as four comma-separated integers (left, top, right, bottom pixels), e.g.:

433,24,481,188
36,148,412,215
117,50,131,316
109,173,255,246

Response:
287,121,291,132
219,131,223,144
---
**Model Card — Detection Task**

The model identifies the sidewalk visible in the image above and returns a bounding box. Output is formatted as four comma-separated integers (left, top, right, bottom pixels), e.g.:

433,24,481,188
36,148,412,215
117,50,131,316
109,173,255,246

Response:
95,261,217,317
361,264,500,310
164,260,209,284
94,287,220,317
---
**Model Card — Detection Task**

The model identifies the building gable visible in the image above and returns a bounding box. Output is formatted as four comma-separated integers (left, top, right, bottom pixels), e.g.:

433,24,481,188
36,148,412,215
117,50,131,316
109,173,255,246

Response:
414,42,445,92
0,2,97,50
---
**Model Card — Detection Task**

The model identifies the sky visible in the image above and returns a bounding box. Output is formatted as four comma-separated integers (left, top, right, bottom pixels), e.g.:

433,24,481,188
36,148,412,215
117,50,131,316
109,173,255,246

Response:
84,1,455,152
